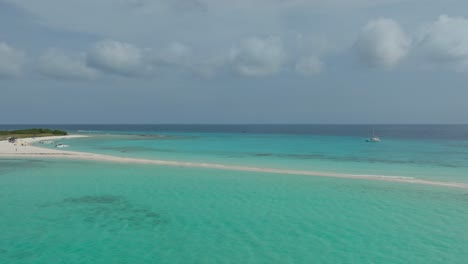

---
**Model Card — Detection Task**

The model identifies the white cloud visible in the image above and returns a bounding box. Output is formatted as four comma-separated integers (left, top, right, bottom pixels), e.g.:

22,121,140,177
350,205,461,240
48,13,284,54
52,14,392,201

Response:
0,42,25,78
295,56,323,76
149,42,219,77
5,1,417,79
419,15,468,69
37,49,98,80
230,36,285,77
85,40,222,78
355,18,411,69
87,40,145,76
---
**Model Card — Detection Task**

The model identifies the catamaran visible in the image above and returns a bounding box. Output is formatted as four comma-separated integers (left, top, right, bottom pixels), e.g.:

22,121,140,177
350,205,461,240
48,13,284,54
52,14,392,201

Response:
366,128,381,142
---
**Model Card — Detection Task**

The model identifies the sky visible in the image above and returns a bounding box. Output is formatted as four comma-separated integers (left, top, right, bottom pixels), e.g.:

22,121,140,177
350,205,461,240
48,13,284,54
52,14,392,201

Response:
1,0,468,124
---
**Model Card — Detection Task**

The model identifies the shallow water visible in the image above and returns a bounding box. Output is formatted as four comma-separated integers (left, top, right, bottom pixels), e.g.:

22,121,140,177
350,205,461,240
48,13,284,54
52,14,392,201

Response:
1,159,467,264
46,129,468,183
2,125,468,263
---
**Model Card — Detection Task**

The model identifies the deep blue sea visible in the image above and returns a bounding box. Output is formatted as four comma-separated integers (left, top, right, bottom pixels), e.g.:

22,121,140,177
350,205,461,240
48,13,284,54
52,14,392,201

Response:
3,124,468,139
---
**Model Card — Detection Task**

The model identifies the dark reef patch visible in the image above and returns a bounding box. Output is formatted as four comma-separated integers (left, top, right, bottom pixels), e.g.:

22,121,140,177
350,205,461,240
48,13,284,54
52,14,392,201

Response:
39,195,167,230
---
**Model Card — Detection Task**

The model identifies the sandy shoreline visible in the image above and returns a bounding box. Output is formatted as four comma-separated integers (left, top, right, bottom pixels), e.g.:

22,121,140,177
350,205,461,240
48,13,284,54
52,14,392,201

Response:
1,135,468,189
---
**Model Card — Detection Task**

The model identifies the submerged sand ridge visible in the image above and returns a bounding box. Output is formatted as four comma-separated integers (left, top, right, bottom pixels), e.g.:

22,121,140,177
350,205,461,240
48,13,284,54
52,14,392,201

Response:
1,135,468,189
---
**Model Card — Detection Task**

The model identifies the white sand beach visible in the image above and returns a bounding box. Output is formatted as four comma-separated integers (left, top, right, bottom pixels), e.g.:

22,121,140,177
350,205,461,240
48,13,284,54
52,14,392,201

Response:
1,135,468,189
0,135,88,154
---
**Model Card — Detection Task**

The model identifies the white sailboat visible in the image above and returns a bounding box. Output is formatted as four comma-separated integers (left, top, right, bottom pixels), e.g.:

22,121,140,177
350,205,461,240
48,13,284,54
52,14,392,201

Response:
366,128,381,142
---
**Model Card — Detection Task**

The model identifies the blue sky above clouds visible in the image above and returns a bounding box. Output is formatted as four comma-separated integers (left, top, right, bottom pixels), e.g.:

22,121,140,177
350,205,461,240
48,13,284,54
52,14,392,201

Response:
1,0,468,124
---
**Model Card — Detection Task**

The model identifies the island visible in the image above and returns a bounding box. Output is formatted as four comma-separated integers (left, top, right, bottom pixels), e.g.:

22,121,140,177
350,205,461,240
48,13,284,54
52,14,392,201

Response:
0,128,68,141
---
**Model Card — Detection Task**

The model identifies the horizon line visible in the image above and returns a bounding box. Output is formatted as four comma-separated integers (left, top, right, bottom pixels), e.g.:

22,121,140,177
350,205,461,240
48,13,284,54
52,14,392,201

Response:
1,123,468,126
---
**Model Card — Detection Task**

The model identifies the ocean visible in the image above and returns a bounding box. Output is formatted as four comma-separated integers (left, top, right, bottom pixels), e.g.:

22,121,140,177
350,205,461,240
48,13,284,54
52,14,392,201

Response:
1,125,467,263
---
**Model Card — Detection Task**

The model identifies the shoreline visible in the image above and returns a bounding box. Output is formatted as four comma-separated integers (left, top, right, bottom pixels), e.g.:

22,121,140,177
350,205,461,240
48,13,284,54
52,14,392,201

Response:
1,135,468,189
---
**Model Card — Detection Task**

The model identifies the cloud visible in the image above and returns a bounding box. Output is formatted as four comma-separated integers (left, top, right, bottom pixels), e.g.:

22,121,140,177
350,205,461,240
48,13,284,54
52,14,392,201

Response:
0,42,25,78
419,15,468,68
230,36,285,77
86,40,145,76
355,18,411,69
37,49,98,80
85,40,221,78
295,56,323,76
155,42,230,77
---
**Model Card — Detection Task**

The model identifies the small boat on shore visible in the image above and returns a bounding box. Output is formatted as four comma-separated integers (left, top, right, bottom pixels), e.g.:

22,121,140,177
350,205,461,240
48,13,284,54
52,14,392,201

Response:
39,140,54,144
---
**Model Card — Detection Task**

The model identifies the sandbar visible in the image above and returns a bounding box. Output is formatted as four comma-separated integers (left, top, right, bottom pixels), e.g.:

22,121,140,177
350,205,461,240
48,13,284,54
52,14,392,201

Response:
1,135,468,189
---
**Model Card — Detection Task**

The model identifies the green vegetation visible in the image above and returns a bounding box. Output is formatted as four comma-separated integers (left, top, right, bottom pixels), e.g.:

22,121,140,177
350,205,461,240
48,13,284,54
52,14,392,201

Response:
0,128,68,140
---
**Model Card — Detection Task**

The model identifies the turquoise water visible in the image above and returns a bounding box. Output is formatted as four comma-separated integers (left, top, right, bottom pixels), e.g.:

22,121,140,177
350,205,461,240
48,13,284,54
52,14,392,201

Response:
3,126,468,263
1,159,467,263
49,132,468,182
